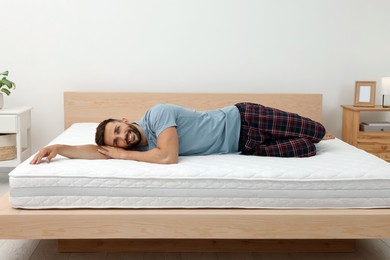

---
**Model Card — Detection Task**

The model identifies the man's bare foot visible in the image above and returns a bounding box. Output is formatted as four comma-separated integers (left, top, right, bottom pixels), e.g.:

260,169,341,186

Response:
322,132,335,140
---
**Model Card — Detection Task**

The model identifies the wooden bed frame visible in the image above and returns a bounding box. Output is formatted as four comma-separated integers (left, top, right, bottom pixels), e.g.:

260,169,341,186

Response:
1,92,390,253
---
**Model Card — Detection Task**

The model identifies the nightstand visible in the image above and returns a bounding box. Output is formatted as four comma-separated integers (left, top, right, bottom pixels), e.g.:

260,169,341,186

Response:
341,105,390,162
0,107,32,168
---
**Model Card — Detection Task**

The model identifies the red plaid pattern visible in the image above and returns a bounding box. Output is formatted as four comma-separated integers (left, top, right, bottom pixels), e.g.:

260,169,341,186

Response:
235,103,326,157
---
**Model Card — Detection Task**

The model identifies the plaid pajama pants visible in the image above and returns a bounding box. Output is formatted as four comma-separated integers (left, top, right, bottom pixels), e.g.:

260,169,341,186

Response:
234,102,326,157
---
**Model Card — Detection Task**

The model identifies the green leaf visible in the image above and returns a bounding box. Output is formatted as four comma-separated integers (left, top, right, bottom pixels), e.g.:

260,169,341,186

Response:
0,77,15,89
0,71,9,77
0,88,11,96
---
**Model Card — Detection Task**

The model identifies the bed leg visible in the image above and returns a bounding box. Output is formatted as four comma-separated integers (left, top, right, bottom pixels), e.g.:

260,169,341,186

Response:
57,239,356,253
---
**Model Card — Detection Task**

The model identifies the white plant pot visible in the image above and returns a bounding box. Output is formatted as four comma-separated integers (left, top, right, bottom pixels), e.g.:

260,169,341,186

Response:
0,134,16,161
0,93,3,109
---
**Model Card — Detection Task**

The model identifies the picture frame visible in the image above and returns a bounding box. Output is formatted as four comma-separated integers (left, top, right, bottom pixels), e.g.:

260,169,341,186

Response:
354,81,376,107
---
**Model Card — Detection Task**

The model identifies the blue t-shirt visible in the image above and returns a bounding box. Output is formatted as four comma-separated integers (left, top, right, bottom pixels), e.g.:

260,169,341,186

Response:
135,104,241,155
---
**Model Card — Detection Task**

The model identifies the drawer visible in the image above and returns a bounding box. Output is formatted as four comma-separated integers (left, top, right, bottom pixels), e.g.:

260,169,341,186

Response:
376,152,390,162
356,143,390,162
357,144,390,154
0,115,18,133
361,151,390,162
358,132,390,140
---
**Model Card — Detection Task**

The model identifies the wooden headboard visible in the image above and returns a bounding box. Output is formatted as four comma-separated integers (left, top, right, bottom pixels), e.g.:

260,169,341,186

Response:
64,92,322,129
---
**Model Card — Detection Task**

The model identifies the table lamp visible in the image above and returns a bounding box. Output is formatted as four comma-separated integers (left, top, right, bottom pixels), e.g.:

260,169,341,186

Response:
382,77,390,108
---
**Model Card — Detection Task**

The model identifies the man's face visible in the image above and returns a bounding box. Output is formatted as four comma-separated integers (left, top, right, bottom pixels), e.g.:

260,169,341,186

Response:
103,121,142,149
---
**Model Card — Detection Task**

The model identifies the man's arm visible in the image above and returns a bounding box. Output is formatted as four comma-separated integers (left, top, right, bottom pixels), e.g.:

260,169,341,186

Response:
30,144,109,164
98,126,179,164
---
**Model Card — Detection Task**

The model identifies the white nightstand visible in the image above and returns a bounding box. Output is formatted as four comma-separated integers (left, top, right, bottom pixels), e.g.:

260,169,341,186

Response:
0,107,32,168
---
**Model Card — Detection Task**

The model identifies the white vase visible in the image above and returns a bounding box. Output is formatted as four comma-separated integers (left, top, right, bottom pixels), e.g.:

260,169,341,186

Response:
0,93,3,109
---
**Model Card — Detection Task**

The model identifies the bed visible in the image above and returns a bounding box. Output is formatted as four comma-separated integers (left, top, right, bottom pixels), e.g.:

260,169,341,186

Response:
1,92,390,253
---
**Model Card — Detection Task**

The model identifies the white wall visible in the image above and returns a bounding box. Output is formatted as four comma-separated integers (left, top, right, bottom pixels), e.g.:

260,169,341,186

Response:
2,0,390,153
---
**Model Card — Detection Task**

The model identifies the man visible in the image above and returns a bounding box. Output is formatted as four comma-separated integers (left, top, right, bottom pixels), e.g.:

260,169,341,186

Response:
30,103,328,165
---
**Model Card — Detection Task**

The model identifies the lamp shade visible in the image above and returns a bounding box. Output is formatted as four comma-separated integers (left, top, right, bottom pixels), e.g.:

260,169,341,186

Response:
382,77,390,95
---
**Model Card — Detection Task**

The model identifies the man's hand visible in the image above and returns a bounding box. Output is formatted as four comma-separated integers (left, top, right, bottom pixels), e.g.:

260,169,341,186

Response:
97,127,179,164
98,146,125,159
30,145,59,164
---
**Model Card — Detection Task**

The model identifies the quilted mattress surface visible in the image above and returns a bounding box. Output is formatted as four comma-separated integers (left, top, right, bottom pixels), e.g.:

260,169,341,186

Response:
8,123,390,209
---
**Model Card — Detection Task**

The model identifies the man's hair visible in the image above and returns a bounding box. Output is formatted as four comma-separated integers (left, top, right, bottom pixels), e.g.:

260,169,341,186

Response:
95,118,120,146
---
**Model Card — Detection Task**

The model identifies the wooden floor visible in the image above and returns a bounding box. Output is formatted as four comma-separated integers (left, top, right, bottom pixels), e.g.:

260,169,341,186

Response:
1,172,390,259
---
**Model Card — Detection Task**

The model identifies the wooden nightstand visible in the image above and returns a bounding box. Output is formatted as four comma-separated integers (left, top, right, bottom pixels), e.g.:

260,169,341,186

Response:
341,105,390,162
0,107,32,168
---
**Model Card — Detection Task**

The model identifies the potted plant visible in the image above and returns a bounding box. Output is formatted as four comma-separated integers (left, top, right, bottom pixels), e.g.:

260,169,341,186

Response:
0,71,16,109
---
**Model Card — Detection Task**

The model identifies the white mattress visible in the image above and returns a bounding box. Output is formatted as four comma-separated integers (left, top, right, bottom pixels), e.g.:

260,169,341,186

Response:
8,123,390,209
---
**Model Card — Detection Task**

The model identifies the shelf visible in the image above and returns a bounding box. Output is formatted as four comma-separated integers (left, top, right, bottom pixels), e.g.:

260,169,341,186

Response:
358,131,390,136
341,105,390,112
0,158,18,168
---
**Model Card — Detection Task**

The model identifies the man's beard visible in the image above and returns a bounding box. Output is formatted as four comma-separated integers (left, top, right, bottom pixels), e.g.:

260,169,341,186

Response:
125,123,142,149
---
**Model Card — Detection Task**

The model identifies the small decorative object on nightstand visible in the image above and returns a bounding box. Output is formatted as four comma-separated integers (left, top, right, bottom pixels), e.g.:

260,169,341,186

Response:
354,81,376,107
341,105,390,162
381,77,390,108
0,107,32,168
